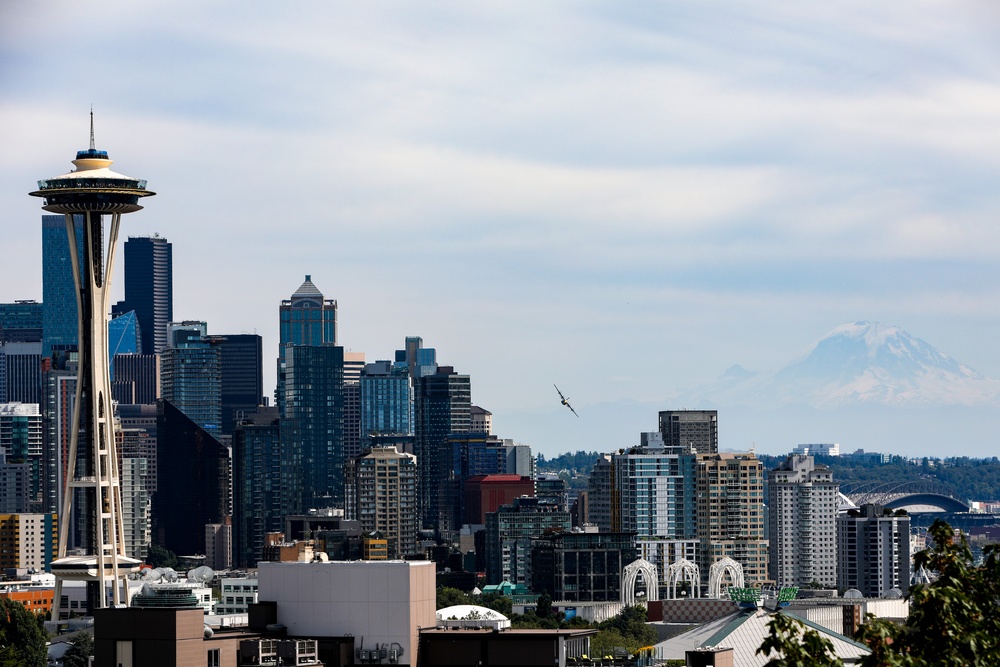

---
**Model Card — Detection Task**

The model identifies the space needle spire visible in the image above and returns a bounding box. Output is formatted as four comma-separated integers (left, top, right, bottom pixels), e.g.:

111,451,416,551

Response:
30,114,155,619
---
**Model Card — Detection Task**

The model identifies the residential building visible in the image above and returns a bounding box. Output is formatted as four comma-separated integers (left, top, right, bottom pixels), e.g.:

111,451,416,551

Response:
535,474,569,512
484,496,570,586
344,445,419,558
0,452,29,514
837,504,911,598
120,456,152,560
768,455,839,588
121,235,173,355
0,513,57,572
586,455,613,532
695,452,769,587
117,404,158,493
471,405,493,434
160,321,223,436
0,403,42,511
205,521,233,570
658,409,718,454
41,364,76,516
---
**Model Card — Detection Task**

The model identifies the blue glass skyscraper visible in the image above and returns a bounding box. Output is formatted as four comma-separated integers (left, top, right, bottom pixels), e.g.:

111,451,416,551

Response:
276,275,337,414
41,214,84,358
360,360,414,441
160,321,223,435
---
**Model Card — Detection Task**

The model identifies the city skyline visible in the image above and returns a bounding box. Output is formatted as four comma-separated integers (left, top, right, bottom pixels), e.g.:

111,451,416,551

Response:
4,3,1000,457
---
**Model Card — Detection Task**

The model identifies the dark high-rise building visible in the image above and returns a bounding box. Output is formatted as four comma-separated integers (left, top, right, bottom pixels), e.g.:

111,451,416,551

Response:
415,366,470,532
232,407,301,567
658,409,718,455
484,496,570,586
0,342,42,404
41,214,84,358
112,354,160,405
153,399,230,557
122,236,172,355
218,334,264,436
284,344,344,507
0,301,43,344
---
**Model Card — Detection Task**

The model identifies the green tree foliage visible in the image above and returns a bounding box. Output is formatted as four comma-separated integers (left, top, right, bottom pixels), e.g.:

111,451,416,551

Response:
590,605,658,656
146,544,177,569
435,586,471,610
61,631,95,667
0,598,47,667
478,592,512,617
536,451,602,475
757,613,842,667
758,520,1000,667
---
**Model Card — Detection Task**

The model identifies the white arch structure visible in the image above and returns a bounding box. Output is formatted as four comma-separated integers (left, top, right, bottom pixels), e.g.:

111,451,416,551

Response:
708,557,744,599
622,558,659,605
665,558,700,599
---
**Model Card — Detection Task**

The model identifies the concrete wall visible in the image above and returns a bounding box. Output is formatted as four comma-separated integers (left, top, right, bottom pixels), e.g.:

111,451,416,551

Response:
257,560,436,666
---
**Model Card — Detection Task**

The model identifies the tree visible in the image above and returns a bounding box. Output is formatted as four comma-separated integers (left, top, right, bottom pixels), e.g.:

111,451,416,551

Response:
61,631,95,667
435,586,471,610
758,520,1000,667
478,592,512,617
757,613,842,667
146,544,177,569
0,598,47,667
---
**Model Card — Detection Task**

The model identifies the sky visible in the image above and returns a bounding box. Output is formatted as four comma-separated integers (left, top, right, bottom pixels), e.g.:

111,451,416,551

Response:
3,2,1000,458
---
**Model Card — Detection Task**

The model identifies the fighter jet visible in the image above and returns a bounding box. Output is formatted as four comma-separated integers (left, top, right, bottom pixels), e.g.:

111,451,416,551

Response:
554,384,579,417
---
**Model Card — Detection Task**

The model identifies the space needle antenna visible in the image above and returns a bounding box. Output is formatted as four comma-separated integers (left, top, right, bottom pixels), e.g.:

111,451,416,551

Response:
89,106,95,151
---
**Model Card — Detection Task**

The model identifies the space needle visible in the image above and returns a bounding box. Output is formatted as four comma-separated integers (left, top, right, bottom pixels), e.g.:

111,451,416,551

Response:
30,114,154,617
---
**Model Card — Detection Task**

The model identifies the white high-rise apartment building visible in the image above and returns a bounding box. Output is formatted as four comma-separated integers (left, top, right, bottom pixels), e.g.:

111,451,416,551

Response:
768,455,839,588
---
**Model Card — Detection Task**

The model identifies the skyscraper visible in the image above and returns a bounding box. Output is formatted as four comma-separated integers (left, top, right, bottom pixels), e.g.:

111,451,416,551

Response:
218,334,264,436
276,275,337,414
0,403,42,513
768,455,839,588
41,214,84,358
284,344,344,507
122,235,172,355
658,409,718,455
414,366,470,532
342,351,366,462
0,342,42,404
232,407,301,568
30,120,153,616
160,321,223,436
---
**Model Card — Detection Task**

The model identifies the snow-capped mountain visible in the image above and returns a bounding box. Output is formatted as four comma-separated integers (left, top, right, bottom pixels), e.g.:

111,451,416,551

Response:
696,321,1000,409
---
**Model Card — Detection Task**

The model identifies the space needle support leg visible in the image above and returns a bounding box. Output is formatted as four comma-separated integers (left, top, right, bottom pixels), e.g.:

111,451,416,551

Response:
54,213,86,622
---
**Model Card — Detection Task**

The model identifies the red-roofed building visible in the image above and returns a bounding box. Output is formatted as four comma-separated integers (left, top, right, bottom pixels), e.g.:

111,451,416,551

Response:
464,475,534,525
